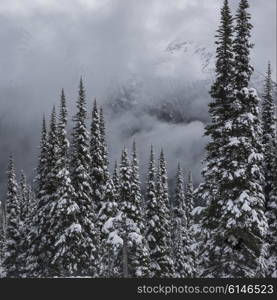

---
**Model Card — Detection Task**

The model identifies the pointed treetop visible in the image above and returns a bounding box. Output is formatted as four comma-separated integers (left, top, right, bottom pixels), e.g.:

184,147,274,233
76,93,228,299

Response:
8,154,15,174
42,114,47,133
59,88,67,126
49,106,57,132
132,140,137,161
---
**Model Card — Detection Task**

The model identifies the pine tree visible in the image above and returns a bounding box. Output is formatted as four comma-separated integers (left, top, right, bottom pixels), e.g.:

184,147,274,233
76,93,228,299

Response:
2,156,22,277
172,165,196,278
112,161,120,203
18,171,30,223
98,178,118,277
100,106,109,179
129,141,150,277
185,171,195,228
200,0,235,229
24,116,49,277
32,106,60,277
145,146,157,276
172,164,186,277
146,148,175,278
70,79,98,276
90,100,107,224
184,171,198,277
106,148,150,278
47,89,84,277
35,115,48,193
202,0,268,278
17,170,34,276
263,63,277,277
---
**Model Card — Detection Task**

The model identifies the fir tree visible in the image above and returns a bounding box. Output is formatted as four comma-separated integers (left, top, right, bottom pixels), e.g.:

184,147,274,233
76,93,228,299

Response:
185,171,195,228
202,0,268,278
35,115,48,193
146,148,175,278
173,165,196,278
70,79,98,276
98,178,118,277
100,106,109,179
90,100,107,223
24,116,49,277
47,89,83,277
31,106,60,277
129,141,150,277
200,0,235,229
2,156,22,277
172,164,186,277
18,171,30,223
263,63,277,277
112,161,120,203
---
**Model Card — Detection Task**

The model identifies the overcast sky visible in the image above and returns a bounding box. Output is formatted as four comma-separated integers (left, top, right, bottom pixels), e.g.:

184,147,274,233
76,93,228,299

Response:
0,0,276,191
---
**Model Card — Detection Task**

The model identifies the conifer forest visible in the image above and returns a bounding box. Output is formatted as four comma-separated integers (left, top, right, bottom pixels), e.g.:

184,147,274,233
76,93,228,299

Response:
0,0,276,278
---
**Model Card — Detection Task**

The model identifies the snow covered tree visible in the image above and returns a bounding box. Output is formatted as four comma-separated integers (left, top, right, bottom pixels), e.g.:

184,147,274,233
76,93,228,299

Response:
200,0,235,228
112,161,120,203
146,148,175,278
2,156,22,277
100,106,109,179
172,165,196,278
70,79,98,276
261,63,276,203
24,116,49,277
172,164,186,277
185,171,195,227
29,106,60,277
98,178,118,277
35,115,48,194
90,100,107,222
112,147,150,278
46,89,86,277
262,63,277,277
18,171,30,223
129,141,150,277
202,0,268,278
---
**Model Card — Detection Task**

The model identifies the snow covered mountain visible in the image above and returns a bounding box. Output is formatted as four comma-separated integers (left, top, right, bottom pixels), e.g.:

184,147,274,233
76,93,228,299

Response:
107,39,275,127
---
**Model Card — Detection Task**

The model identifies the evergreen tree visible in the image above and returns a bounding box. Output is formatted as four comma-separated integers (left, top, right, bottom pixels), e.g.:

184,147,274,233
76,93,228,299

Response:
98,178,118,277
202,0,268,278
2,156,22,277
47,89,84,277
129,141,150,277
146,148,175,278
35,115,48,193
18,171,30,223
90,100,107,222
24,116,49,277
200,0,235,229
106,148,150,278
263,63,277,277
31,106,60,277
17,170,34,276
112,161,120,203
172,164,186,277
185,171,195,227
173,165,196,278
145,146,157,276
70,79,98,276
100,106,109,179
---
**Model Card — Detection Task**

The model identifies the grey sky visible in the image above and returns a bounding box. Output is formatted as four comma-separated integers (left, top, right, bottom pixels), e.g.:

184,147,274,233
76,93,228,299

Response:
0,0,276,192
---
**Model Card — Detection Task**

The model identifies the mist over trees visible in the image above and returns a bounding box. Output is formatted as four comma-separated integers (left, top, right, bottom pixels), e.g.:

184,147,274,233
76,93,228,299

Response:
0,0,276,278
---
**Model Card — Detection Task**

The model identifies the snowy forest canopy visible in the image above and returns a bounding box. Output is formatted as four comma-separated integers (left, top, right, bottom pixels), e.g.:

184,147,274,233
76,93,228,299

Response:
0,0,277,278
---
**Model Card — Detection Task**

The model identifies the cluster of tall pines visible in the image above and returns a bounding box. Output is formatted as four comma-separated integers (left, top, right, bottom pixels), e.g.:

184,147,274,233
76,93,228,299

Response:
0,0,276,278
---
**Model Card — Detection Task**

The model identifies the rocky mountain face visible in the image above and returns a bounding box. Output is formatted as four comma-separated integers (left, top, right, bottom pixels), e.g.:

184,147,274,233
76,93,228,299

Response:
107,39,275,127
